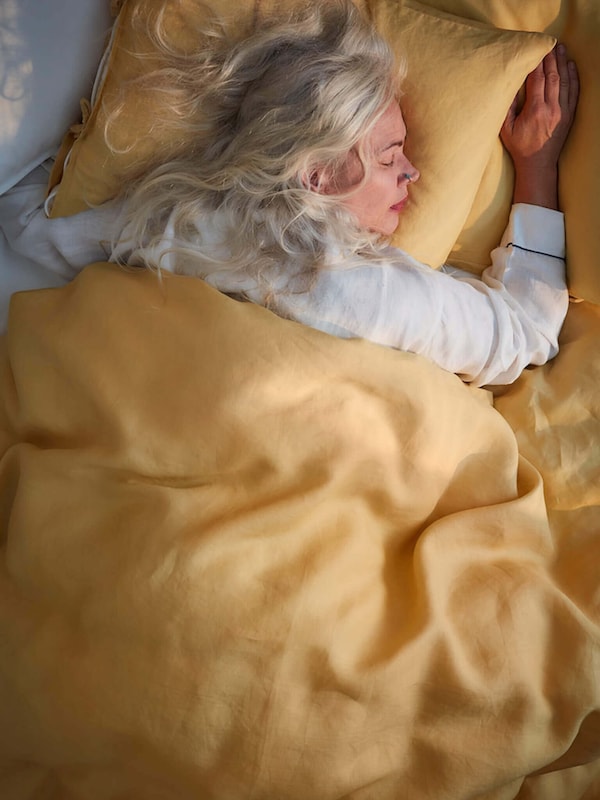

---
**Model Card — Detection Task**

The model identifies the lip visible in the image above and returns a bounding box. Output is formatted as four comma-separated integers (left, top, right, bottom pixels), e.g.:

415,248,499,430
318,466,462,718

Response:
390,198,408,213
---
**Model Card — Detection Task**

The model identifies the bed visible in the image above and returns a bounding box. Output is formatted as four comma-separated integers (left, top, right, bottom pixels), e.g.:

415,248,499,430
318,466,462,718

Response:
0,0,599,798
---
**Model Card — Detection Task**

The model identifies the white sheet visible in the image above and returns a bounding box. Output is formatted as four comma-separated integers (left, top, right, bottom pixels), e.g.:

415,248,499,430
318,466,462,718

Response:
0,164,120,332
0,0,112,195
0,165,67,331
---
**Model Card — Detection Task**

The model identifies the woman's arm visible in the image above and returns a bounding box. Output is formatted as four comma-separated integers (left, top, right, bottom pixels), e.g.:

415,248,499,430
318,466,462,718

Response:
260,197,566,386
501,44,579,210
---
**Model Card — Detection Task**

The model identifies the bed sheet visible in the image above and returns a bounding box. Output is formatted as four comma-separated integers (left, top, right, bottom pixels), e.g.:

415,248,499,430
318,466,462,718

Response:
0,0,112,195
0,167,69,332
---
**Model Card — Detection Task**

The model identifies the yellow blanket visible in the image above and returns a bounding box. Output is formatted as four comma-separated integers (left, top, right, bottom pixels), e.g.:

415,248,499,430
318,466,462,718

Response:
1,263,598,799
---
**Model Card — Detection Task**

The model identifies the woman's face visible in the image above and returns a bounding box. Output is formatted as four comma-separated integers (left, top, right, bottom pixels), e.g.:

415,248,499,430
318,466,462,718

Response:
331,101,420,236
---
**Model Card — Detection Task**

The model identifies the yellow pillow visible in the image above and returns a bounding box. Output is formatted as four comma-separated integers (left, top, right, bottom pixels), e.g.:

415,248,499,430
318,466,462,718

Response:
410,0,564,33
364,0,555,268
46,0,257,216
47,0,554,273
422,0,600,303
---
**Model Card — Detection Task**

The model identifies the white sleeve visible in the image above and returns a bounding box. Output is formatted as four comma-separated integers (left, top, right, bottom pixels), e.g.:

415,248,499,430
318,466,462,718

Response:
0,175,123,281
272,204,568,387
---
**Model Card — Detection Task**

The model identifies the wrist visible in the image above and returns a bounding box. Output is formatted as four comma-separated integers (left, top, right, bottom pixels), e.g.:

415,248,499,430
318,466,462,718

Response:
512,163,558,210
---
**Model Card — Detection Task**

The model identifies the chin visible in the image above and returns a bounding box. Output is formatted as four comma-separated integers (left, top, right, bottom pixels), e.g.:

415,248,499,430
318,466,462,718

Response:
363,213,398,238
377,220,400,237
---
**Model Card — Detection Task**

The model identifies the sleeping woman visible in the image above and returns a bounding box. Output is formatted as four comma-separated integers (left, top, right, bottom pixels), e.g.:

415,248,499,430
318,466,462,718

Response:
3,0,580,386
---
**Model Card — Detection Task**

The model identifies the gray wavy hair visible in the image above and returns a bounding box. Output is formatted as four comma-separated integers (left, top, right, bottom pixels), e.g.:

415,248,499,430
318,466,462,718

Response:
110,0,406,291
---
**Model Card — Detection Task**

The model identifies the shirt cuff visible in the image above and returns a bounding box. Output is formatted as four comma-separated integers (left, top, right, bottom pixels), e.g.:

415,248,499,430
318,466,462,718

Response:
500,203,565,259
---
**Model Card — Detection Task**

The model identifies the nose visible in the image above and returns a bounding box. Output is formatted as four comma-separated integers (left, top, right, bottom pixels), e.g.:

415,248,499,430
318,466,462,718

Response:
399,160,420,185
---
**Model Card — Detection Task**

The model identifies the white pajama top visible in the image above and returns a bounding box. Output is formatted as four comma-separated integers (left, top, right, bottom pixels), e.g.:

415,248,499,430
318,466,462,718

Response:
0,178,568,386
133,202,568,386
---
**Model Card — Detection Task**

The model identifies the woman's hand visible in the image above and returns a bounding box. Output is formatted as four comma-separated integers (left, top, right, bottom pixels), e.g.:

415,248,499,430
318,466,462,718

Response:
501,44,579,210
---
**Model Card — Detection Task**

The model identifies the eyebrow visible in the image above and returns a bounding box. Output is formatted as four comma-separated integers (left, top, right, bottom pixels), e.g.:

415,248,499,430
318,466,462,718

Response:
378,137,406,153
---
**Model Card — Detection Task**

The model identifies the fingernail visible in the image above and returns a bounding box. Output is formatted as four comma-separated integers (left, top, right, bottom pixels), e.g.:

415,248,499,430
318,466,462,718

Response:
558,43,566,53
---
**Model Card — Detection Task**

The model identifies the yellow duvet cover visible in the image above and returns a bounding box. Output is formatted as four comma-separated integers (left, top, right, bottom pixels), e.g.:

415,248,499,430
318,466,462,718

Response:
0,263,598,799
2,0,600,795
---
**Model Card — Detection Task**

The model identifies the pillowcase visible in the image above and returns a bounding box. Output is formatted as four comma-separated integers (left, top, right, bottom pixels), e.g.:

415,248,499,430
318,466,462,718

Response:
420,0,600,304
45,0,554,275
362,0,555,269
45,0,256,217
0,0,113,196
556,0,600,304
409,0,564,34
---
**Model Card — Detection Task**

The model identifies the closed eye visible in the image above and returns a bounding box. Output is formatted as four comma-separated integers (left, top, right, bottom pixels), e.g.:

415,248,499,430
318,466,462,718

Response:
380,153,399,167
378,135,407,167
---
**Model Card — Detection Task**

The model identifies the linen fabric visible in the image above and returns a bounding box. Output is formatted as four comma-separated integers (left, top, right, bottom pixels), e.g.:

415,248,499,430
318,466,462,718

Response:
43,0,554,266
420,0,600,303
359,0,555,268
0,263,599,799
0,166,67,332
0,176,116,286
0,0,112,195
44,0,257,217
1,1,598,795
37,0,600,302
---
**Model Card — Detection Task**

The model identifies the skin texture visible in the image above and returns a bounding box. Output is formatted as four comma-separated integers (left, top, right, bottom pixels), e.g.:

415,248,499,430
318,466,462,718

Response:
501,43,580,210
322,101,420,236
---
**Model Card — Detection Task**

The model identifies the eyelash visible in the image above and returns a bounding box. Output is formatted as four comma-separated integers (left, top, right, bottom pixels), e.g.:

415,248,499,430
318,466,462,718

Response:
380,143,406,168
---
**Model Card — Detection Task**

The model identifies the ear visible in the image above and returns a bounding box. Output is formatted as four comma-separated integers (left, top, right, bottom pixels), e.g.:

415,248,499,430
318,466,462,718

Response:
302,151,363,195
301,166,331,193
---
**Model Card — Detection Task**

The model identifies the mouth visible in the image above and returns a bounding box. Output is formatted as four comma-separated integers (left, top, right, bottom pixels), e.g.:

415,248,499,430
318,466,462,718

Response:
390,198,408,213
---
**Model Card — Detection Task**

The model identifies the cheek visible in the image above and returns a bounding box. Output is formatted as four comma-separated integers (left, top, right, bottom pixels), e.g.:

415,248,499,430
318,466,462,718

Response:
368,174,403,233
339,173,398,231
363,171,393,199
366,173,399,214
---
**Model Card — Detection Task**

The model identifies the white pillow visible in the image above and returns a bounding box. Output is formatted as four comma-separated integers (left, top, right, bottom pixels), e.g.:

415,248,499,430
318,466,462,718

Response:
0,0,112,195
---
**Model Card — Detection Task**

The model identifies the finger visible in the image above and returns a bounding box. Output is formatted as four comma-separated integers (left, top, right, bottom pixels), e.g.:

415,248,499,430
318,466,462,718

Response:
543,47,560,106
567,59,580,115
524,59,545,107
555,43,570,111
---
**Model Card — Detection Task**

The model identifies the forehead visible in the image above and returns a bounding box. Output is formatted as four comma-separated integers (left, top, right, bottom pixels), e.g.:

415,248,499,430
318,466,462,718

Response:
368,101,407,150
